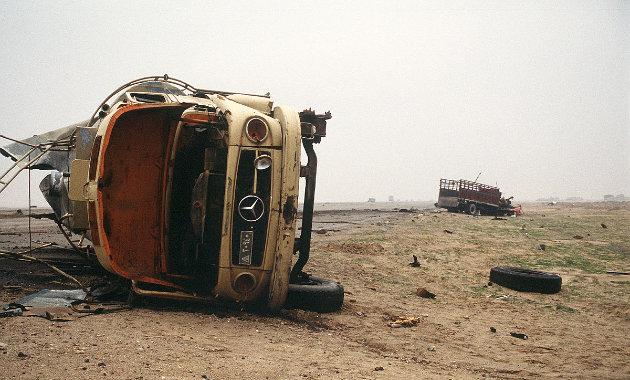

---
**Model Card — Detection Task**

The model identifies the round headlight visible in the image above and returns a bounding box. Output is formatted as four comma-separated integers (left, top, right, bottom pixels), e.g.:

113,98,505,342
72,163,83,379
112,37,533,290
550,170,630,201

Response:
245,118,268,143
254,154,272,170
233,272,257,293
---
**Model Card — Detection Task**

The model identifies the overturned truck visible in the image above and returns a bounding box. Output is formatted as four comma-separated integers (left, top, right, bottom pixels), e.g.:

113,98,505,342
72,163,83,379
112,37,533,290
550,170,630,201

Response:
0,75,343,312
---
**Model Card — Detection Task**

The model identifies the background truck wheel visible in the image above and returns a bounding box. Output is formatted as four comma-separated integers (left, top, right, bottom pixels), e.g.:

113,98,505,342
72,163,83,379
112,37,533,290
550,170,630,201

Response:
286,275,344,312
467,203,477,215
489,266,562,294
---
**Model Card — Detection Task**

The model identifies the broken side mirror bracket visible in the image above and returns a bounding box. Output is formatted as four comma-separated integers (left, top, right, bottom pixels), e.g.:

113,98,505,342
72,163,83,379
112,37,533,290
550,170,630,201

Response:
290,139,317,282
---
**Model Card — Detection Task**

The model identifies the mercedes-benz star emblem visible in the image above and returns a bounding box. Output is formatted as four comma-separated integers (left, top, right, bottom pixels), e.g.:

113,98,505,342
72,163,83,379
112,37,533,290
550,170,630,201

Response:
238,195,265,222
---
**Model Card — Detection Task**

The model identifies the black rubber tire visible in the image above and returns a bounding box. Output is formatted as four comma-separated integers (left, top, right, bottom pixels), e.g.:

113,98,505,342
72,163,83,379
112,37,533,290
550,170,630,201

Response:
286,276,344,312
490,266,562,294
467,203,477,215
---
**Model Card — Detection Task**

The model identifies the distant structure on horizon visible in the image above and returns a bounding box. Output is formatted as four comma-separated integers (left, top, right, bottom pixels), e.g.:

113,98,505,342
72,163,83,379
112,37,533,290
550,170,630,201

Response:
367,197,376,203
604,194,627,202
388,195,394,202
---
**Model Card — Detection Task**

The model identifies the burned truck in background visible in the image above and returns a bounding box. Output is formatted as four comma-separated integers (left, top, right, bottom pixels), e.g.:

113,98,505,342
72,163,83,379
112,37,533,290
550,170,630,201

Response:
436,178,518,216
0,75,343,312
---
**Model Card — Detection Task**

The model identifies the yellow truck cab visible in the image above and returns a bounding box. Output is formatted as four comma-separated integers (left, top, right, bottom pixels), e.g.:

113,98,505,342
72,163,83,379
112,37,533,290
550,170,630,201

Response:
2,76,342,312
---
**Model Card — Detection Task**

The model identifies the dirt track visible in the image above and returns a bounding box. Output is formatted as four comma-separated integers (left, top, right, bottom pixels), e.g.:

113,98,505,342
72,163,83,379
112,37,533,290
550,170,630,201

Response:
1,202,629,379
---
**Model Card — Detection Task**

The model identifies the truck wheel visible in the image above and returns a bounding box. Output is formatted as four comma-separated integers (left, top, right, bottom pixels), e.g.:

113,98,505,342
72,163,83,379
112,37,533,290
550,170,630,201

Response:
489,266,562,294
286,275,344,312
467,203,477,215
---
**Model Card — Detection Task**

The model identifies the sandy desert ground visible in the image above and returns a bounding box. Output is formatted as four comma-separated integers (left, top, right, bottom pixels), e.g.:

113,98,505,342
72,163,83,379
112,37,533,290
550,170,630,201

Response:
0,201,629,379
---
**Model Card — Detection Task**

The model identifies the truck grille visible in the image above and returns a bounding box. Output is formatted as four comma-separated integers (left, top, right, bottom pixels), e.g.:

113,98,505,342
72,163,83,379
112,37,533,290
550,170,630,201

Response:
231,149,271,266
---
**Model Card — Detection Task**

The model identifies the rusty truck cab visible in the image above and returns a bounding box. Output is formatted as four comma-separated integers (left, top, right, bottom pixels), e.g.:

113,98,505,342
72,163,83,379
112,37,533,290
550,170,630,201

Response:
75,78,327,310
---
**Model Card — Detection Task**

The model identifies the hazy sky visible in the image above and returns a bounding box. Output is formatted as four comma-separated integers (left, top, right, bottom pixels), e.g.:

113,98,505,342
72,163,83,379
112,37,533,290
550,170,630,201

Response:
0,0,628,207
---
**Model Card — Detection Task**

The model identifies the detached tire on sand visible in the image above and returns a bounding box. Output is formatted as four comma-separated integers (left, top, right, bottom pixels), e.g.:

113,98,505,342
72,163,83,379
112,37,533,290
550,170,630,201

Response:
286,276,344,313
490,266,562,294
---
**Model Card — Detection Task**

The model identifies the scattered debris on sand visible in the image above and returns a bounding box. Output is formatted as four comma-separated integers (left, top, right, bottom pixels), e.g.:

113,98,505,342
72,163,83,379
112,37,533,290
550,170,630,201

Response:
606,271,630,276
387,316,422,328
510,332,528,340
408,255,421,267
416,287,436,299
